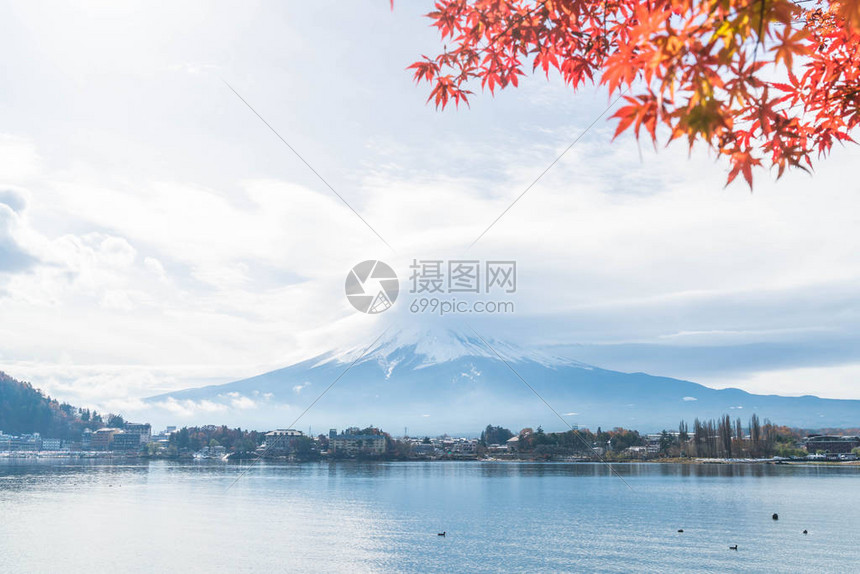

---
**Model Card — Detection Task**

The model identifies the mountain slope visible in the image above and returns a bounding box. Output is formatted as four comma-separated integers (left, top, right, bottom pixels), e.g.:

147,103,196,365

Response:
0,371,102,439
144,331,860,433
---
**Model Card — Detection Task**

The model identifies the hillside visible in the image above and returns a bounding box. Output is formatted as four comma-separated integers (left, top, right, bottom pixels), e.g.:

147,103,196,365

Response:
0,371,106,439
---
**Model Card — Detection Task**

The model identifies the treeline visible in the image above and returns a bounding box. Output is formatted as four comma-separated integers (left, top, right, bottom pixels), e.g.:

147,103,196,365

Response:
673,414,803,458
0,371,118,440
481,413,807,459
519,425,645,456
480,423,645,456
169,425,264,454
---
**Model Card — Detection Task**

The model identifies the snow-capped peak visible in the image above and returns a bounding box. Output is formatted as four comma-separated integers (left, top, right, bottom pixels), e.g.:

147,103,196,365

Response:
316,325,587,370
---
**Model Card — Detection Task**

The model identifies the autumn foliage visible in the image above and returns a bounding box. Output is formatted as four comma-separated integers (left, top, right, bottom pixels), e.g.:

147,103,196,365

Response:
408,0,860,187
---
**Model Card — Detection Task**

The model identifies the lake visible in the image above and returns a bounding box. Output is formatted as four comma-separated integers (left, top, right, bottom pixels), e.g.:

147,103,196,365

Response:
1,460,858,573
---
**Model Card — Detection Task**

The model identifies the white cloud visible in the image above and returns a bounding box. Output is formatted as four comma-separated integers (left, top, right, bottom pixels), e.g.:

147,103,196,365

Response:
153,397,229,417
221,392,257,410
144,257,168,282
0,187,29,212
0,135,40,181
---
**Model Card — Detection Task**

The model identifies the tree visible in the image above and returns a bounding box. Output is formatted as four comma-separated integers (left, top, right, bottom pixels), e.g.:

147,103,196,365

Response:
480,424,514,445
719,414,733,458
293,436,317,459
659,430,673,455
750,413,762,455
107,414,125,429
608,427,643,452
408,0,860,188
596,426,611,451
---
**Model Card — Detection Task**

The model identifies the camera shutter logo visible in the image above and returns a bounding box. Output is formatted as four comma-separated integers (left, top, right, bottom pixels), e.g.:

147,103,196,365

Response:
345,260,399,314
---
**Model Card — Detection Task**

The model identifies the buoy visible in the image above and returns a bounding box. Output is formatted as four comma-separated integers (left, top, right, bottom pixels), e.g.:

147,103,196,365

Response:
729,545,738,550
772,513,779,520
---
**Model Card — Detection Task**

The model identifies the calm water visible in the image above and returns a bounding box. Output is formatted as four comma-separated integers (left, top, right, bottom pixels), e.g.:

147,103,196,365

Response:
1,460,858,573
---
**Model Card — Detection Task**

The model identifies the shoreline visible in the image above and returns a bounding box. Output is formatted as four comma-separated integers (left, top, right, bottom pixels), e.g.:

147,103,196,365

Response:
2,452,858,466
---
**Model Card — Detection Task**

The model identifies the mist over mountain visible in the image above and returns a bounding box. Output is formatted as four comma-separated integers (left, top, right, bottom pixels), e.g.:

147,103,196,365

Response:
142,328,860,434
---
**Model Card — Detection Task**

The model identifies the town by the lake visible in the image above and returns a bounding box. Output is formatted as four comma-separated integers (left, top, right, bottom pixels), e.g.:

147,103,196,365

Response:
3,419,858,464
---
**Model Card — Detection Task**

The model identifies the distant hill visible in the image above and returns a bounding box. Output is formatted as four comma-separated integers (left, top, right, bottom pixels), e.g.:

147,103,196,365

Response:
0,371,108,440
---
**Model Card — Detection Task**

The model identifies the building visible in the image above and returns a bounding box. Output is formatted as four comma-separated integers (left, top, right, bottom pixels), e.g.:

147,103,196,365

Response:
123,423,152,445
261,429,305,456
40,438,63,451
10,434,40,451
644,432,680,455
804,435,860,454
110,432,143,452
452,438,479,454
81,428,93,449
0,432,40,451
330,431,386,456
89,428,122,451
625,446,648,458
645,434,662,455
150,426,177,446
412,443,436,456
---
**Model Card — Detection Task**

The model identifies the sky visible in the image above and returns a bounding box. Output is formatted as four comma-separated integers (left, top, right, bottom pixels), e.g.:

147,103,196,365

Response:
1,0,859,420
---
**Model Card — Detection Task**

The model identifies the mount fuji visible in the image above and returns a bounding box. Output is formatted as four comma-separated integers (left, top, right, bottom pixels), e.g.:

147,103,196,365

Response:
144,328,860,434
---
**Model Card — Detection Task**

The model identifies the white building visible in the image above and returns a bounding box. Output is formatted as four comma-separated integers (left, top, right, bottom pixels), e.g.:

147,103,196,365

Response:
40,438,63,451
124,423,152,445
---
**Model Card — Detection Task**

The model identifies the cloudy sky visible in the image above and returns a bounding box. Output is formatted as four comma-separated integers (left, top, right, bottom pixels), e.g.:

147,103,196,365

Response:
1,1,859,417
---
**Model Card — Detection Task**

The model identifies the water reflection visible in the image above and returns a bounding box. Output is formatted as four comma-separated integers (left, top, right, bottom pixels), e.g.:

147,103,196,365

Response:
1,459,858,573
